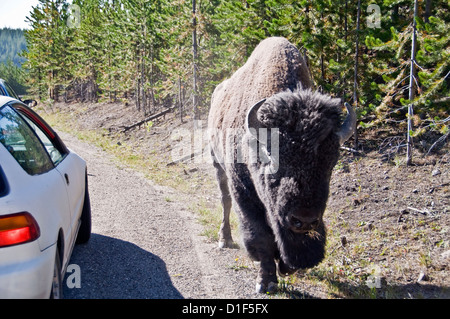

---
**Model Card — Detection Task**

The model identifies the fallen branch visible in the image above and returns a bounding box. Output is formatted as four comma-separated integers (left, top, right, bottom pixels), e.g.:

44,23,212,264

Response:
166,150,205,166
406,206,430,215
340,146,360,154
428,182,450,194
121,106,176,132
426,131,449,156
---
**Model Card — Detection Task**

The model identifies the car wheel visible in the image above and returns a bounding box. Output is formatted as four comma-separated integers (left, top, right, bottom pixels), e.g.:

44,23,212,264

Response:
50,249,63,299
76,174,91,244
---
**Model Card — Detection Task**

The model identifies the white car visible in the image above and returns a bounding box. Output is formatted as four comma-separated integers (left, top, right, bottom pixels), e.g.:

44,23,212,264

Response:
0,96,91,298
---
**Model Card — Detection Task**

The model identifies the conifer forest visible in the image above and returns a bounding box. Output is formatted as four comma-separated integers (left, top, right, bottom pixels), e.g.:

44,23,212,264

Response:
3,0,450,151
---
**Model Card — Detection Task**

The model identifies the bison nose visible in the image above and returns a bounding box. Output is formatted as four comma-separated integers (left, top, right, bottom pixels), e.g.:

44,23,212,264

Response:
289,215,320,233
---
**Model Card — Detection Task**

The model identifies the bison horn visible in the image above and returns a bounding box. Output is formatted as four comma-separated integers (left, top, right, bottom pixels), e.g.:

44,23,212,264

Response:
245,98,267,140
336,102,356,145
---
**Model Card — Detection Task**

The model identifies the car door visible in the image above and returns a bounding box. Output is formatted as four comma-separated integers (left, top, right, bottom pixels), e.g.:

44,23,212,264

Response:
52,151,85,252
15,106,85,259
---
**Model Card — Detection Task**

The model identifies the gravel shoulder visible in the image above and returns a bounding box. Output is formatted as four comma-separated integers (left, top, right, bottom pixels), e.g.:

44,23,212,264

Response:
60,130,261,299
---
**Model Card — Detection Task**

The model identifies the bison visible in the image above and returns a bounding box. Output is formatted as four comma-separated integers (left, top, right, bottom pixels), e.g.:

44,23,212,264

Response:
208,37,355,293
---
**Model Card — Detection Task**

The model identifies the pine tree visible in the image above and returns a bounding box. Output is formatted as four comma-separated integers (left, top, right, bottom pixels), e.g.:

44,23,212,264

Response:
24,0,68,101
414,1,450,113
0,60,28,95
212,0,268,77
365,0,449,142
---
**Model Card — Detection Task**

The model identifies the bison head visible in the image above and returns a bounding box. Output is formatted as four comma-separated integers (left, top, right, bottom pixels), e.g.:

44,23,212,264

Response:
245,87,355,270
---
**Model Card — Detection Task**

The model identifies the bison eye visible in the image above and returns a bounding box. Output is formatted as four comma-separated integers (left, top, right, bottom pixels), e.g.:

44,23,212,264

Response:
290,216,303,228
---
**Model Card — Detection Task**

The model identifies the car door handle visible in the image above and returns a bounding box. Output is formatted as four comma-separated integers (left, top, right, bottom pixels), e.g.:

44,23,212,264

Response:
64,173,70,185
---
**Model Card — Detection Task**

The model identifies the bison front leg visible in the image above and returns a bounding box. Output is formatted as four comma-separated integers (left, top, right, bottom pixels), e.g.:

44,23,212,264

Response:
240,221,278,294
213,161,234,248
229,176,278,293
257,260,278,294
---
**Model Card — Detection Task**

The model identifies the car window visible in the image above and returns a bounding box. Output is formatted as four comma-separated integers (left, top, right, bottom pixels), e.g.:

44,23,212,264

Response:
0,165,7,197
0,81,19,99
22,116,64,165
0,105,53,175
4,82,19,100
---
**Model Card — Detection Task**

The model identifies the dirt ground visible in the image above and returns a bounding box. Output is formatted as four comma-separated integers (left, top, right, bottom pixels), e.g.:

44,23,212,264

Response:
45,100,449,299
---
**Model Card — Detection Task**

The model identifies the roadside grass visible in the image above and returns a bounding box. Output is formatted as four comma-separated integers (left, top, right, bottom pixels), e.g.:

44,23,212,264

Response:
190,199,240,244
42,108,194,193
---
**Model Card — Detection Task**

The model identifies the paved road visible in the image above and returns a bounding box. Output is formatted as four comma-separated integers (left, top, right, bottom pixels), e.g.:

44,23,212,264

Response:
59,131,260,299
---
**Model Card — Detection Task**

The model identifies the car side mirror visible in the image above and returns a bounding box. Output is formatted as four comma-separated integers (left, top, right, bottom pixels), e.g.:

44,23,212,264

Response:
23,99,38,108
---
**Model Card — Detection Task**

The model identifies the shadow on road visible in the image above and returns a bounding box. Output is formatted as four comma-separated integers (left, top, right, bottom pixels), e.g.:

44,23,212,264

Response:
63,234,183,299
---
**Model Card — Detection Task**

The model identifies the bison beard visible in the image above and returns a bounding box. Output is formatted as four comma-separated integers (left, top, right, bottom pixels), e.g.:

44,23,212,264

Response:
275,220,327,272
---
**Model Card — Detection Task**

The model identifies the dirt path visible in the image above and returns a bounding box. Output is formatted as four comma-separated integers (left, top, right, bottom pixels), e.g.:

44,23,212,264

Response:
59,131,262,299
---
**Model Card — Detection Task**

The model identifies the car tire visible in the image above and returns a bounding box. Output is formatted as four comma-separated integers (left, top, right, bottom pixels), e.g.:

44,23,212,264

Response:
50,249,63,299
76,174,91,244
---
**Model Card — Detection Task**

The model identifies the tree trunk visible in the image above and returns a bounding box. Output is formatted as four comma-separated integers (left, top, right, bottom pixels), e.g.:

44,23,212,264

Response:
179,77,184,122
149,46,156,113
141,23,148,114
406,0,419,166
424,0,432,23
320,10,325,86
141,57,147,114
192,0,199,121
352,0,361,149
344,0,348,41
135,51,141,112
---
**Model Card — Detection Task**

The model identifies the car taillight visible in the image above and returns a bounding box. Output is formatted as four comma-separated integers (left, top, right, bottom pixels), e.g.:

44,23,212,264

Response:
0,212,40,248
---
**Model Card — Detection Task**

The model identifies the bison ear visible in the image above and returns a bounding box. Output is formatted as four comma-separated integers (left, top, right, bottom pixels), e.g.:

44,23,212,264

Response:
245,98,266,140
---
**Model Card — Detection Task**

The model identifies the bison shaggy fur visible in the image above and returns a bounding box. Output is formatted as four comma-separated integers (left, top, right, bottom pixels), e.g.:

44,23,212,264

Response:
208,37,354,293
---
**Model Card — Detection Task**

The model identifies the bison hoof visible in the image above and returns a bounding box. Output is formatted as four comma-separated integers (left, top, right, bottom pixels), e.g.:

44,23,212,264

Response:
218,239,234,249
277,260,297,277
255,281,278,294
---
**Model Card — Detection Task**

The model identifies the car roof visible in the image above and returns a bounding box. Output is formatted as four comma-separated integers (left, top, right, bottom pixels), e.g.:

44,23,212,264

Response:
0,96,69,154
0,96,24,107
